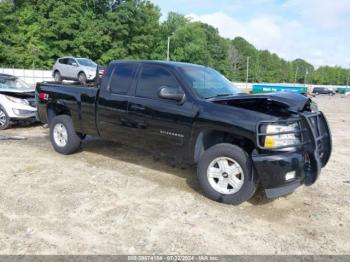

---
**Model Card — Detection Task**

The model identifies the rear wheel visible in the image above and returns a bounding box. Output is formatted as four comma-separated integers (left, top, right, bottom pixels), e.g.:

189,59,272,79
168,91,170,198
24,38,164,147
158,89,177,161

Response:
0,107,10,130
50,115,81,154
54,71,62,82
78,72,87,85
197,143,256,205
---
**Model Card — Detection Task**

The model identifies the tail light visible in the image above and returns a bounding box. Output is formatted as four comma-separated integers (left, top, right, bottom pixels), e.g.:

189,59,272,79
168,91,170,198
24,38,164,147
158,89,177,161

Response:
39,92,49,101
99,68,106,80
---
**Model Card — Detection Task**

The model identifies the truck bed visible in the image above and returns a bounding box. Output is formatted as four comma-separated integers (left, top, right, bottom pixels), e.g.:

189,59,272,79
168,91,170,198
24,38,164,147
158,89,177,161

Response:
36,81,99,136
44,81,98,88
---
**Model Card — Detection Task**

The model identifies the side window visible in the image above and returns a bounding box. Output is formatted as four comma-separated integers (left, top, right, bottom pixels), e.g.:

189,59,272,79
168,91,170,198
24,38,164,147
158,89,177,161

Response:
68,58,76,66
59,58,67,64
136,64,179,99
109,63,136,95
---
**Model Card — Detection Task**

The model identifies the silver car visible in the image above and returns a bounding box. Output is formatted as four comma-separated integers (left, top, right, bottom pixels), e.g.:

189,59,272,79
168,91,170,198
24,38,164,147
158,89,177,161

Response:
0,74,37,130
52,57,97,84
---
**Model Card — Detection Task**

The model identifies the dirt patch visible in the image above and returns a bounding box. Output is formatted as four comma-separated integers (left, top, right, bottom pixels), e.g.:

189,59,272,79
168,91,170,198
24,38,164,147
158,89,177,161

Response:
0,95,349,254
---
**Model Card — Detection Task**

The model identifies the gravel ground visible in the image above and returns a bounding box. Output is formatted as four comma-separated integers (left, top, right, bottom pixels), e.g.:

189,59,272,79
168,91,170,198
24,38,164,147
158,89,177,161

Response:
0,95,349,255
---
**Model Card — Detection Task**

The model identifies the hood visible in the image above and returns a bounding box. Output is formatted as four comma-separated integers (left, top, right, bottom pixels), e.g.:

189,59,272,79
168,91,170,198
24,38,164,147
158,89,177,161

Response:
81,65,97,71
0,88,35,99
211,92,312,116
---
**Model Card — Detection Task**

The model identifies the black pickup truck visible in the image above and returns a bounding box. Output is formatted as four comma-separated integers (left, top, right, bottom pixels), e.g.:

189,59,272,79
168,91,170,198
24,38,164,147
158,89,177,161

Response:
36,60,332,204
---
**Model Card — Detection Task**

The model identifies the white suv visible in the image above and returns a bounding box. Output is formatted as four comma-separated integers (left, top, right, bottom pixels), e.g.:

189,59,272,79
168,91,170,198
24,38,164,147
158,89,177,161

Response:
52,57,97,84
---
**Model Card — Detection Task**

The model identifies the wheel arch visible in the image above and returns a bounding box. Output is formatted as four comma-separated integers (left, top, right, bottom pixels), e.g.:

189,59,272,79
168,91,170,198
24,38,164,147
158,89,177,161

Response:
193,130,255,163
47,103,72,125
0,99,9,115
78,71,86,77
53,69,60,76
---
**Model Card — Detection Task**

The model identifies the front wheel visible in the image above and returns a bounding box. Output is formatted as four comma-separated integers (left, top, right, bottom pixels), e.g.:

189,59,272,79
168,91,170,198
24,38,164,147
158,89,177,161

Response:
50,115,81,154
78,72,87,85
0,107,10,130
197,143,256,205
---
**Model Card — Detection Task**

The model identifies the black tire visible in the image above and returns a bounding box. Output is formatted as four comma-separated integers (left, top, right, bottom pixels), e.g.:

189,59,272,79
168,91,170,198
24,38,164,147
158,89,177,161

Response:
197,143,256,205
78,72,87,85
0,106,10,130
54,71,62,82
49,115,81,155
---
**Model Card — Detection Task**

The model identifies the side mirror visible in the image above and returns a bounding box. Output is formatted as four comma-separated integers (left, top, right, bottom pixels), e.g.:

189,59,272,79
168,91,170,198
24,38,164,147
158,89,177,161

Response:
72,62,78,67
158,86,185,102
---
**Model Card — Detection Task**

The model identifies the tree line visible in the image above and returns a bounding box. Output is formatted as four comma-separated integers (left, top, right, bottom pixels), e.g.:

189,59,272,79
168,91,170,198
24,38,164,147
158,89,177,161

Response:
0,0,349,85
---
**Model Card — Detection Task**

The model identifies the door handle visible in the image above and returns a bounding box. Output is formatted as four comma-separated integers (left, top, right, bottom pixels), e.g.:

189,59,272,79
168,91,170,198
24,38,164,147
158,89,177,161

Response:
130,104,145,111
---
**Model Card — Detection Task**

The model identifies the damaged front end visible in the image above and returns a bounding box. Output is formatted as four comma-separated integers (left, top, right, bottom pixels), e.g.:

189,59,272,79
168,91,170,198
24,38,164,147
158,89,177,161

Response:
0,90,37,120
253,111,332,198
212,92,332,198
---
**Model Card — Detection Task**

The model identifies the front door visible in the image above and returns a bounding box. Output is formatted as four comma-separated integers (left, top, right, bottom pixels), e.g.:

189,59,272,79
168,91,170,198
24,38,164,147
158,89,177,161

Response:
127,63,196,160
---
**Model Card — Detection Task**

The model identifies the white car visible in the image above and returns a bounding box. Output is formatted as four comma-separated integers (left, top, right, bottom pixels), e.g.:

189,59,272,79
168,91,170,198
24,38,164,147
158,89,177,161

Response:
0,74,37,130
52,57,98,84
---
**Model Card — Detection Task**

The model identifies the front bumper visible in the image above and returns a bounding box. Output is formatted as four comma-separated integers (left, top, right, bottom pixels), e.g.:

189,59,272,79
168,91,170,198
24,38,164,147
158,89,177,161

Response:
7,104,37,119
252,152,305,198
86,72,96,80
253,111,332,198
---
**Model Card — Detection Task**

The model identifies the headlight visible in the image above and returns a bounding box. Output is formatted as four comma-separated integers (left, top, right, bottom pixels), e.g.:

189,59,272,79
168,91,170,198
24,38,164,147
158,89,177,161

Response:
310,101,318,112
5,95,29,105
263,122,301,150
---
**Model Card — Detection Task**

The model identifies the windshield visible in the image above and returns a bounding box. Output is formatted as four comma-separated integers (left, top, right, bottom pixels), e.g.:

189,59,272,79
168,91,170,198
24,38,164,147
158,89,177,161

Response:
179,65,239,99
77,58,97,68
0,77,32,90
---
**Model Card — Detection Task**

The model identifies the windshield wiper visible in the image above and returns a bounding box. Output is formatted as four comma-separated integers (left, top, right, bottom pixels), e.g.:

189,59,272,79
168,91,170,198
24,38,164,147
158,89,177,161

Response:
205,93,234,99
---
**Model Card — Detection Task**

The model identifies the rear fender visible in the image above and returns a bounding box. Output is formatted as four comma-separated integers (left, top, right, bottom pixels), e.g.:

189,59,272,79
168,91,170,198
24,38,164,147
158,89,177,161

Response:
47,103,71,124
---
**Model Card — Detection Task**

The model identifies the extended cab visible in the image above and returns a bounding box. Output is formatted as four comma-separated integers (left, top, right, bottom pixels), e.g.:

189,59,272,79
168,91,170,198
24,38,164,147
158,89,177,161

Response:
36,61,332,205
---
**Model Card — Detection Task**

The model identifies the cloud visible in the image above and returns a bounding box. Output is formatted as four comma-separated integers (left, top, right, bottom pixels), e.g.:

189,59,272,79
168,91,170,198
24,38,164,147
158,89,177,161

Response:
152,0,350,67
188,12,286,49
187,10,350,68
283,0,350,29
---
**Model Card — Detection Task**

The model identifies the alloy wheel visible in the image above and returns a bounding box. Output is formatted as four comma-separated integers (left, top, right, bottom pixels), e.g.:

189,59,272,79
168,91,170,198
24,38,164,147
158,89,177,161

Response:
53,123,68,147
207,157,244,194
0,109,7,127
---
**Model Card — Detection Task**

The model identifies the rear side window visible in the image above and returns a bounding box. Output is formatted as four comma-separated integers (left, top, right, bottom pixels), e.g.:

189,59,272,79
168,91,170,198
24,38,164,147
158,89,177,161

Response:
136,64,179,99
59,58,67,64
109,63,137,94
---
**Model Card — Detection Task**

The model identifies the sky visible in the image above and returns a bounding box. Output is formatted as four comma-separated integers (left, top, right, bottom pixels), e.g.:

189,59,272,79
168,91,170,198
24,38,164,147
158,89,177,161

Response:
151,0,350,68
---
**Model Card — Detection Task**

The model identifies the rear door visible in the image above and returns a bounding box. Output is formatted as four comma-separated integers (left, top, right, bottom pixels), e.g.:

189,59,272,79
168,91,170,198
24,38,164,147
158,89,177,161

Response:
97,62,138,143
58,58,69,77
127,63,196,158
67,58,79,79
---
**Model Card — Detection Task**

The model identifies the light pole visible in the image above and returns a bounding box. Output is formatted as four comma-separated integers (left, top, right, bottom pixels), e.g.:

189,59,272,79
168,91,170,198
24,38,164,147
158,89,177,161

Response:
347,63,350,88
304,69,309,84
246,56,250,89
294,66,299,84
167,33,175,61
167,36,171,61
